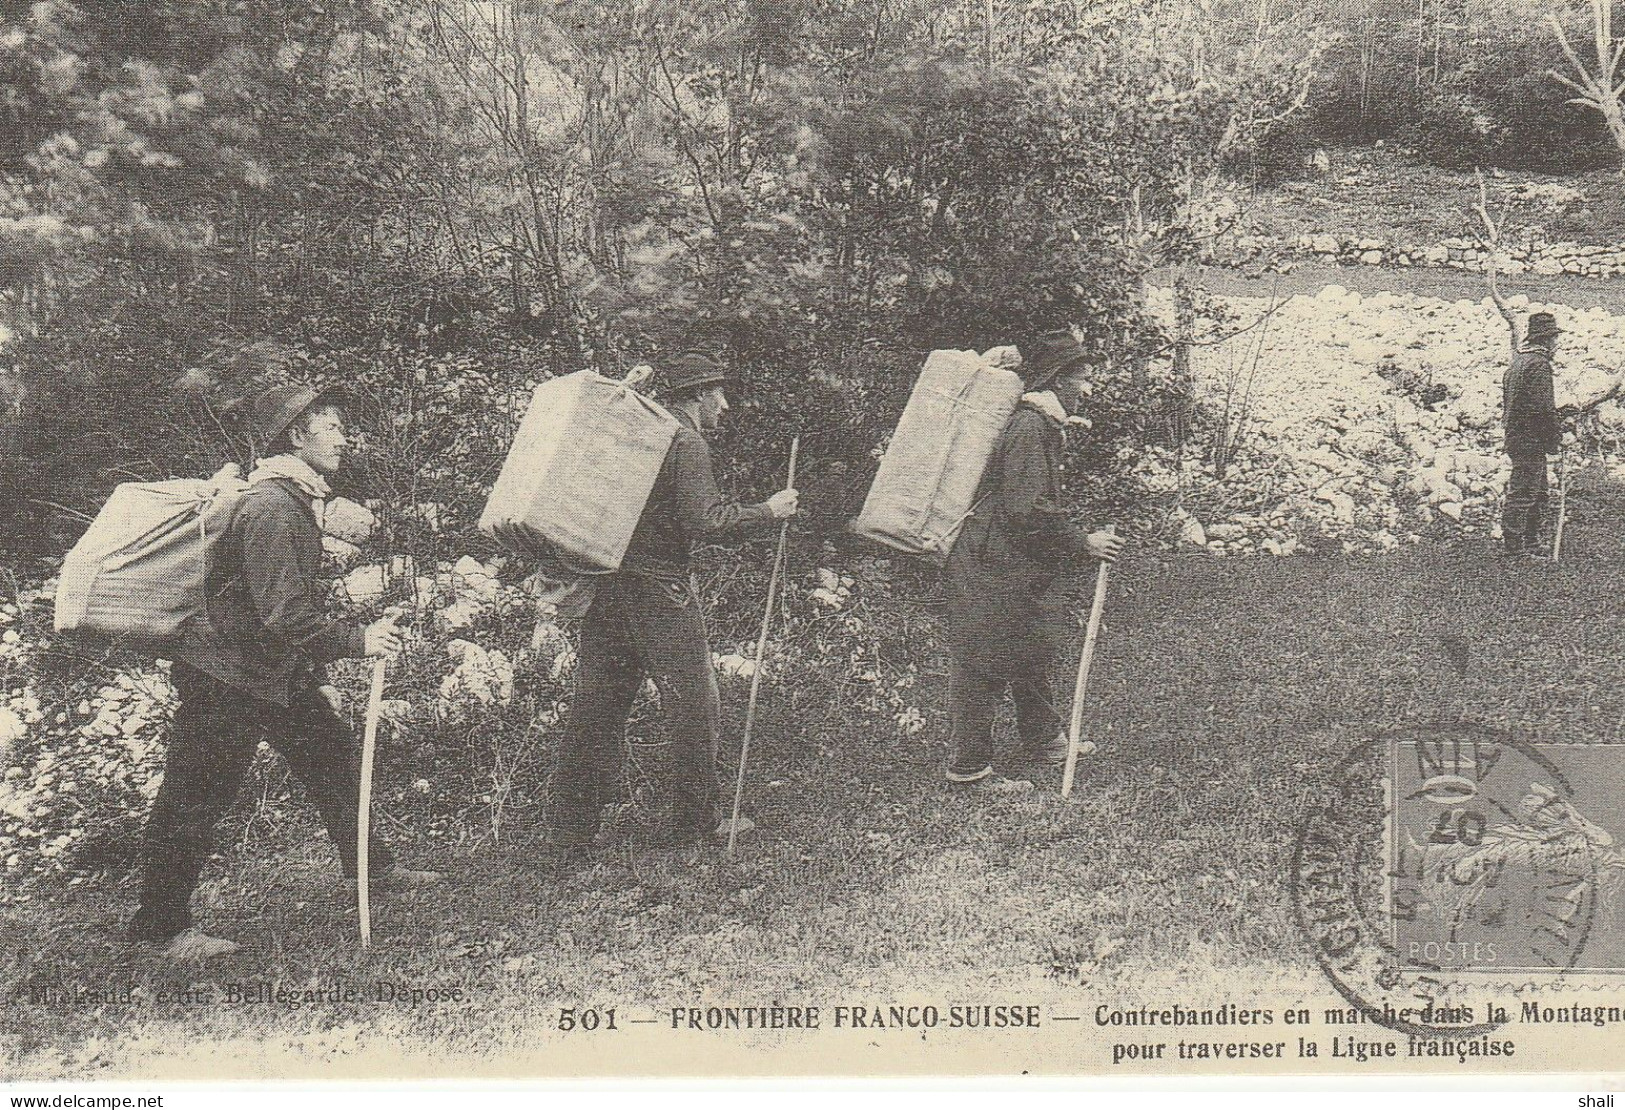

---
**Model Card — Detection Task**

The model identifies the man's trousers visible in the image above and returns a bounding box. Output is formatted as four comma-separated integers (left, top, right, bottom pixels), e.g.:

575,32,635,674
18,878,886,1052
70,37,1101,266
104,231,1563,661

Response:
547,573,721,847
1503,454,1550,554
131,663,391,941
945,659,1064,782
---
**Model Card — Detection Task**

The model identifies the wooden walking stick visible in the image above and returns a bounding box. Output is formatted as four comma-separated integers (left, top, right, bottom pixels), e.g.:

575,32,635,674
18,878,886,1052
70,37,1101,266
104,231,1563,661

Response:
357,654,387,949
726,436,799,856
1552,452,1573,562
1062,529,1114,800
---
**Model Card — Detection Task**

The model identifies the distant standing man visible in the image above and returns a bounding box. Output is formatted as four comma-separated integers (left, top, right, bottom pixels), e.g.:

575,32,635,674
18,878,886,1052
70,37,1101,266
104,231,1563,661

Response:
1502,311,1562,557
546,351,798,855
943,329,1124,794
130,383,438,960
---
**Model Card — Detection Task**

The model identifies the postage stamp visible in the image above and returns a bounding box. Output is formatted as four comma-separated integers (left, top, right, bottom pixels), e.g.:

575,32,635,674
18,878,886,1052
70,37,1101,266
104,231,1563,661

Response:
1389,736,1625,977
1293,721,1625,1055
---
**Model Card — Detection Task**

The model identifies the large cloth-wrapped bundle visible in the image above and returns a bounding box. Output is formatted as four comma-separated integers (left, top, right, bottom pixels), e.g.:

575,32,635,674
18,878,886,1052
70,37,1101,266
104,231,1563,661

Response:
54,471,250,647
851,347,1025,564
480,370,679,574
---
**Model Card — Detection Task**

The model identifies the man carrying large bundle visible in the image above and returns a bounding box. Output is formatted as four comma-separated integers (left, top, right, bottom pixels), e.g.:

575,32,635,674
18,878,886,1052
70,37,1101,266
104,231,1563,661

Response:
546,351,799,857
129,383,439,960
943,329,1124,795
1501,311,1561,558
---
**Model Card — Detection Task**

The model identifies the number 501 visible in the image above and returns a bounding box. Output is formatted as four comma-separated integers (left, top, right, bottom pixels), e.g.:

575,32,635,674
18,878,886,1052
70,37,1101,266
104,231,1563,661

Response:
559,1007,619,1032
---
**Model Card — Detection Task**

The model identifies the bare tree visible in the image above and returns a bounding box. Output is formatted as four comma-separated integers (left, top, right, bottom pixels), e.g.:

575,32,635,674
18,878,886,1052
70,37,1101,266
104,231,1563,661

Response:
1471,168,1521,351
1474,169,1623,427
1124,0,1322,443
1548,0,1625,173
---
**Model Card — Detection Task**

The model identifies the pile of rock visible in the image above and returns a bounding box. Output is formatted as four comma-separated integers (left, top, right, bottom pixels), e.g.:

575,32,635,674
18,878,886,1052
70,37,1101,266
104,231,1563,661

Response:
1141,285,1625,555
1282,233,1625,278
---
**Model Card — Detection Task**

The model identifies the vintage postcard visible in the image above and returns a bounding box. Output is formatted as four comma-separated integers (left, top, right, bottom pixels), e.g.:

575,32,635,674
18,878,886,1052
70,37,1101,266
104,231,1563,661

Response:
4,0,1625,1087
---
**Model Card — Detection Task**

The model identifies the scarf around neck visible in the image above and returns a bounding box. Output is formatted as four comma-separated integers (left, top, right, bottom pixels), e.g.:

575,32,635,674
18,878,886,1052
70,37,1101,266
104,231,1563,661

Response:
249,453,331,514
1021,390,1069,426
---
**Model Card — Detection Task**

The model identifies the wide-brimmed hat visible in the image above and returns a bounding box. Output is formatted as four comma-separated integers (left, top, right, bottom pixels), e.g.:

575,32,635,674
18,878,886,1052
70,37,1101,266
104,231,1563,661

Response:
1020,328,1087,390
249,382,348,448
662,349,729,397
1525,312,1561,341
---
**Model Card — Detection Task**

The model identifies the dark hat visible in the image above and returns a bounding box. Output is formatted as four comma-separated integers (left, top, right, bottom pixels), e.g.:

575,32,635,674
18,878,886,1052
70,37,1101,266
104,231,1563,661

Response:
1526,312,1560,341
1020,328,1087,390
663,349,728,397
249,381,346,448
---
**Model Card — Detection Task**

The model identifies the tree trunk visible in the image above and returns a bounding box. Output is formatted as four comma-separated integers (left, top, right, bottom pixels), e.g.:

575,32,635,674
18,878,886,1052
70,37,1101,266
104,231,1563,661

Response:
1606,106,1625,176
1171,263,1196,449
0,364,27,546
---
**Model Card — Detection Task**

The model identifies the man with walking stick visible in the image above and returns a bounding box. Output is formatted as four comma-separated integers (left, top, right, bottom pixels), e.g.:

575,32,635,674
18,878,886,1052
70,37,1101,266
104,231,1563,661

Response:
943,329,1124,796
544,350,798,862
129,383,439,961
1501,311,1562,559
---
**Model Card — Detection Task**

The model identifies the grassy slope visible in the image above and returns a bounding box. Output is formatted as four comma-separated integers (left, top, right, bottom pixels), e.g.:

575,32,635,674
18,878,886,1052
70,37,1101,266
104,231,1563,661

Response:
6,467,1625,1079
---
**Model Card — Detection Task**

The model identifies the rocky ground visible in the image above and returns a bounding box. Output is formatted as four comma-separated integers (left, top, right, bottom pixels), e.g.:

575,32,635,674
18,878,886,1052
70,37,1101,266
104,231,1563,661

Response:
1144,283,1625,556
1240,146,1625,261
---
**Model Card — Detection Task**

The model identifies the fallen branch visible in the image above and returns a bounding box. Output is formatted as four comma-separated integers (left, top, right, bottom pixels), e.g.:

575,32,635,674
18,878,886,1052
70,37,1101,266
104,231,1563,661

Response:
1145,285,1290,360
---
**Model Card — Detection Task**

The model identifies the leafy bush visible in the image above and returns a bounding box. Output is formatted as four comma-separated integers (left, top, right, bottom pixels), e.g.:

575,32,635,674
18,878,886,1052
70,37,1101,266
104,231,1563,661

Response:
2,0,1174,558
0,589,167,885
0,0,1364,887
1400,70,1618,175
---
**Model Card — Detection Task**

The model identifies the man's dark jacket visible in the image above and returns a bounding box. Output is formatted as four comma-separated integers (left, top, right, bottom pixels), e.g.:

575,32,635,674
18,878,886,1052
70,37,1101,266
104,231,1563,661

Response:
944,402,1093,677
177,478,363,707
1503,345,1559,458
617,411,778,579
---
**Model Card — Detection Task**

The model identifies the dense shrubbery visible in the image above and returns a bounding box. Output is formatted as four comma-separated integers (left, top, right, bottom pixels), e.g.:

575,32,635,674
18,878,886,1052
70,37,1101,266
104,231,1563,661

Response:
1308,61,1620,177
1300,0,1619,175
1,0,1186,556
6,1,1271,610
4,2,1619,560
0,502,957,885
6,0,1624,888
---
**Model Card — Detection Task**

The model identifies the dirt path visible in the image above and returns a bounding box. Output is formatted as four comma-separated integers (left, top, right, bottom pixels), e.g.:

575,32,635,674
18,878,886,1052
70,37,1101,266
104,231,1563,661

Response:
1173,261,1625,312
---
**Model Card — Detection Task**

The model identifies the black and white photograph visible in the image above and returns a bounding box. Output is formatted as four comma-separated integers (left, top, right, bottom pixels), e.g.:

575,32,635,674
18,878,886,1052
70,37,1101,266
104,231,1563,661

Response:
4,0,1625,1087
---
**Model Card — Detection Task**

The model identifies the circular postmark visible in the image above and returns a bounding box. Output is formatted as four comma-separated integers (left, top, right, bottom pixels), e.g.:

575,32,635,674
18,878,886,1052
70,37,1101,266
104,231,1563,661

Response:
1290,720,1606,1037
